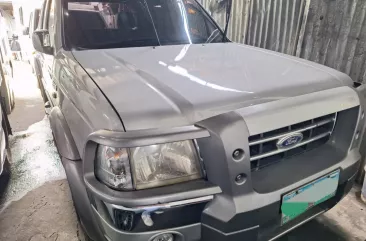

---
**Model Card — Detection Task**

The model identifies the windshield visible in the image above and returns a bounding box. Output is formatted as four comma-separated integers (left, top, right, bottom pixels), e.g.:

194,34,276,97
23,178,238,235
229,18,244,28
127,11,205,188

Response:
64,0,225,50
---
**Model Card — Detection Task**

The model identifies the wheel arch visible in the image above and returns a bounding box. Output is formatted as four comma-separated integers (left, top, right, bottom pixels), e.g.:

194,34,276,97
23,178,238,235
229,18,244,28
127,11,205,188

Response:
49,107,80,160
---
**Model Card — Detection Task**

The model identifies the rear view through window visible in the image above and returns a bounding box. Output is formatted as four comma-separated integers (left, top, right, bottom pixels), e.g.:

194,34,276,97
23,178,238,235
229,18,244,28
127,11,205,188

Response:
64,0,225,50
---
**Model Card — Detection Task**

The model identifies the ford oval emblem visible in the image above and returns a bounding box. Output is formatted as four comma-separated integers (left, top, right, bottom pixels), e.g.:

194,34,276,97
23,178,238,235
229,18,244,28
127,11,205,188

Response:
277,133,304,149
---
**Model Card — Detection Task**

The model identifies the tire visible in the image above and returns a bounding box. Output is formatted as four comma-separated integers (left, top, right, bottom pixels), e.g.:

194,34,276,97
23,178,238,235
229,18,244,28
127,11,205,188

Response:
1,82,12,115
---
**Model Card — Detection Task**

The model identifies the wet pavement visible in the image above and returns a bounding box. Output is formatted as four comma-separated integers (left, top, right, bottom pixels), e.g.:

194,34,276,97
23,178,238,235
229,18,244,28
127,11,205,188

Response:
0,61,365,241
0,61,84,241
0,117,66,209
0,62,65,209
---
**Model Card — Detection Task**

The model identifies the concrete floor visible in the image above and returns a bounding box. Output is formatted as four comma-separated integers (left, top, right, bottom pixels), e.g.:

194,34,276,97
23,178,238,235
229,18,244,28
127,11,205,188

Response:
8,62,45,132
0,62,86,241
0,61,365,241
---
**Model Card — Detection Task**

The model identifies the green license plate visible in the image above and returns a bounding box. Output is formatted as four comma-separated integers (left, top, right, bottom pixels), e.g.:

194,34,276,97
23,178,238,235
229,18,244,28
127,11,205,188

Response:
281,170,340,225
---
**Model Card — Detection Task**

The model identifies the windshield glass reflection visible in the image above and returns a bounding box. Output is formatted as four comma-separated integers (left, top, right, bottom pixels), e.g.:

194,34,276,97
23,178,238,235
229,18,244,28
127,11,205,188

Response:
64,0,226,50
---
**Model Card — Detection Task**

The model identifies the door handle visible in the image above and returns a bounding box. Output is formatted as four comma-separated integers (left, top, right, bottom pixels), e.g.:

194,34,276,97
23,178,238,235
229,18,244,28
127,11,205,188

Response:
52,92,57,99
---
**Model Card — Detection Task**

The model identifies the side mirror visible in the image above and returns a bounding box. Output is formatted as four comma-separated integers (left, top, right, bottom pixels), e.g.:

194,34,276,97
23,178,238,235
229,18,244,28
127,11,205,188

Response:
23,27,29,35
32,30,53,55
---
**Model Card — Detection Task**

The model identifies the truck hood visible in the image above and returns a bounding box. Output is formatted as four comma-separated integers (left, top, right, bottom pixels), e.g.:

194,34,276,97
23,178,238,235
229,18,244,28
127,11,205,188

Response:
72,43,352,131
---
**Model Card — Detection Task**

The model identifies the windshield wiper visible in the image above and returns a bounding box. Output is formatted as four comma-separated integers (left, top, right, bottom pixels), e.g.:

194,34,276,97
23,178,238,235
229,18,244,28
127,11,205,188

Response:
206,29,221,43
74,39,160,50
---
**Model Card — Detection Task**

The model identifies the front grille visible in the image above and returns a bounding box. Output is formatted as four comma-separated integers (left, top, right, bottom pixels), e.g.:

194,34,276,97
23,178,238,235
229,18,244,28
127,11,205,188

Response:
249,113,337,171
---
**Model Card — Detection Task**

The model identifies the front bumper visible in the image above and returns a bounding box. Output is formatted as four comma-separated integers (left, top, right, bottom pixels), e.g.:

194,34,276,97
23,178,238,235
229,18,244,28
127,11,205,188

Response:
83,148,360,241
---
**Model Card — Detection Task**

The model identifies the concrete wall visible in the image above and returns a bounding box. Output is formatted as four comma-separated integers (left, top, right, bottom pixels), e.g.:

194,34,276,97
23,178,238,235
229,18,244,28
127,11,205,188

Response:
202,0,366,83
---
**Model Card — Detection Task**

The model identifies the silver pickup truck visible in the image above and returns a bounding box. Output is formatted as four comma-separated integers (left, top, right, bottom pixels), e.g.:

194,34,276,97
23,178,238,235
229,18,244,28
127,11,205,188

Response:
32,0,365,241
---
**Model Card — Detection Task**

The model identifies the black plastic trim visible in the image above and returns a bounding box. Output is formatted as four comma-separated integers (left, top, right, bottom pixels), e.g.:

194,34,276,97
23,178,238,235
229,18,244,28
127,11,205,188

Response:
49,106,80,160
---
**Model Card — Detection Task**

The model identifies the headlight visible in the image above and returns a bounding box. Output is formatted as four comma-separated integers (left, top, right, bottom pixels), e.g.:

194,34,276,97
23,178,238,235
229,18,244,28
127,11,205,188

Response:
95,141,203,190
95,146,133,190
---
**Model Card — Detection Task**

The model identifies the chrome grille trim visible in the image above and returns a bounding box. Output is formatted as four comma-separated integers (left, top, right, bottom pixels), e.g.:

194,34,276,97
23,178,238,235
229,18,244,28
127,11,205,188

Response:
249,113,337,170
250,132,331,161
249,117,335,146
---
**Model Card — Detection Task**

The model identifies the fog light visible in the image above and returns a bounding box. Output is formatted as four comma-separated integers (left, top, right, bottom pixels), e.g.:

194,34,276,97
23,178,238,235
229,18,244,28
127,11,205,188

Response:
152,233,174,241
114,210,135,231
